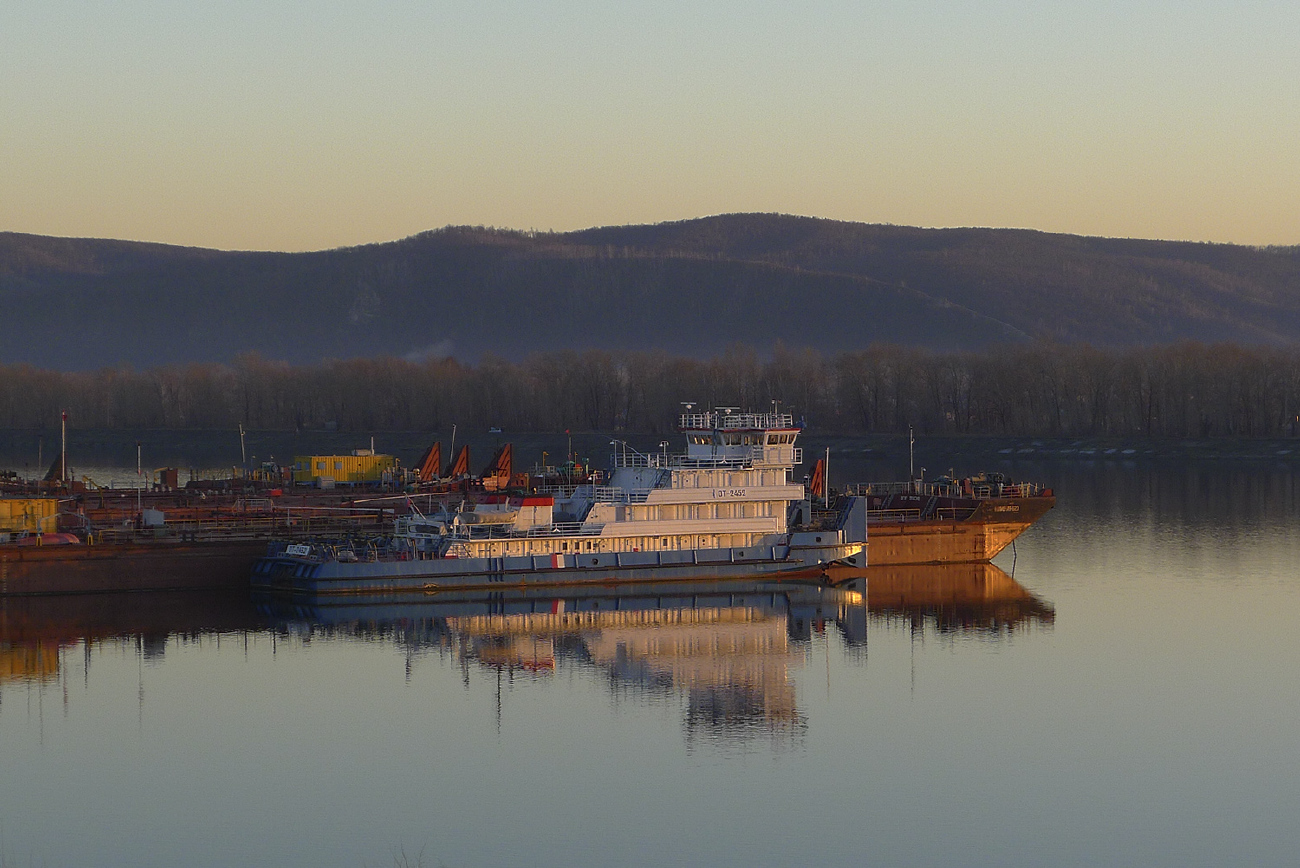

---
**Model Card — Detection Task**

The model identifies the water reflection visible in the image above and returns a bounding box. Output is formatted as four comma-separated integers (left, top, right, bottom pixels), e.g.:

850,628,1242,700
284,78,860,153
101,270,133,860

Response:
9,459,1300,868
0,590,267,685
1,568,1052,744
0,642,59,683
252,567,1053,745
259,580,862,748
836,563,1056,636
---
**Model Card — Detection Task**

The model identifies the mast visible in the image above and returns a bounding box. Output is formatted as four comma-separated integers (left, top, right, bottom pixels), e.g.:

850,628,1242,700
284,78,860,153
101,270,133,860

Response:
909,425,915,484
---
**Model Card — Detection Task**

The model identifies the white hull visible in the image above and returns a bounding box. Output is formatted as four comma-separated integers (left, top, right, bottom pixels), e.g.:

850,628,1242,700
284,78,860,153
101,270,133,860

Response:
252,541,864,595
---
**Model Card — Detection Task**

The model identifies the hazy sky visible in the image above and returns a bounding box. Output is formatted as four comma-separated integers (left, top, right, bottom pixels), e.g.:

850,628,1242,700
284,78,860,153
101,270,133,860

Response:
4,1,1298,251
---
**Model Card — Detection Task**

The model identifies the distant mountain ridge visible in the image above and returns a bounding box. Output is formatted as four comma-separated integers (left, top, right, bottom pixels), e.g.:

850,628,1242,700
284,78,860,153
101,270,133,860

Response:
3,214,1299,370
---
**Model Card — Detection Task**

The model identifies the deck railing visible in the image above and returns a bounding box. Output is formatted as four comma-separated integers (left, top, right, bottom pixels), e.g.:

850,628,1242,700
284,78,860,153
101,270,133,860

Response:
447,521,605,541
610,446,803,469
848,479,1045,499
866,508,923,523
864,506,978,524
532,483,653,503
679,411,794,430
86,506,393,545
534,484,581,498
611,450,754,469
592,485,653,503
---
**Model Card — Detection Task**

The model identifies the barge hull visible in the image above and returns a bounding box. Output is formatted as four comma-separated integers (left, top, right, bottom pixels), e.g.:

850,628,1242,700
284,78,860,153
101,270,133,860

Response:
253,543,862,596
865,496,1056,565
0,542,268,596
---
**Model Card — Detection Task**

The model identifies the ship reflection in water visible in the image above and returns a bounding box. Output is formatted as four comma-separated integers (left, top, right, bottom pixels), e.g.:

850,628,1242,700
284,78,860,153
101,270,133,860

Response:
834,563,1056,636
259,580,862,748
0,589,268,685
473,602,813,746
1,566,1052,746
253,564,1054,745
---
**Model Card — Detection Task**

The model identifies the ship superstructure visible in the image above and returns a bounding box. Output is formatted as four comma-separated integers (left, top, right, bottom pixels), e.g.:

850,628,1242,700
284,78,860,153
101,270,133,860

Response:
433,409,810,558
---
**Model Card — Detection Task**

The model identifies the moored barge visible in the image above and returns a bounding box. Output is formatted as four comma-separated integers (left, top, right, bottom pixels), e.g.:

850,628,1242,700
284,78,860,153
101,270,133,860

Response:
842,473,1055,565
0,493,391,595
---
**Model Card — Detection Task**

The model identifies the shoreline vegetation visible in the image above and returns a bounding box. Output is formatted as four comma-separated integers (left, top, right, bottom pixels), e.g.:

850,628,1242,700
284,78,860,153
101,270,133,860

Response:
3,431,1298,476
3,342,1300,441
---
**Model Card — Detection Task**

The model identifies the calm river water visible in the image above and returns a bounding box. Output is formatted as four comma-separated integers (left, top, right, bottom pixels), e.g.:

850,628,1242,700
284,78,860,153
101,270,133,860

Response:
3,454,1299,868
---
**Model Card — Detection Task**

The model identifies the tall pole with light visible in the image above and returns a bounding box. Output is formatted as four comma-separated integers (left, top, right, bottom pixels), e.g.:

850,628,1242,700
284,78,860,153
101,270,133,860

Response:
825,446,831,507
908,425,915,487
448,424,457,479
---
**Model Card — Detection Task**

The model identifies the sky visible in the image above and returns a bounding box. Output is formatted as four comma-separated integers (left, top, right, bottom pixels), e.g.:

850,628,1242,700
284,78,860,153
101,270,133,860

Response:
3,1,1299,252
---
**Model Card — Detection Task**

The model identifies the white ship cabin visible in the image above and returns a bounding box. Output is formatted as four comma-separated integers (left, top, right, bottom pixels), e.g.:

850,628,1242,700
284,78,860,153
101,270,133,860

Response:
413,410,810,560
586,410,806,546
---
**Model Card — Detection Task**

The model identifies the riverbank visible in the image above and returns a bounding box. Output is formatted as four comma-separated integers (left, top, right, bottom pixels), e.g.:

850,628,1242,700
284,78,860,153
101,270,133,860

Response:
817,434,1300,466
5,428,1300,480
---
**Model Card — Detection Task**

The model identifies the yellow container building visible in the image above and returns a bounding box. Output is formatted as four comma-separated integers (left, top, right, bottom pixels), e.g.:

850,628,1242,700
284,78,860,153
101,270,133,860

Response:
292,451,396,485
0,497,59,534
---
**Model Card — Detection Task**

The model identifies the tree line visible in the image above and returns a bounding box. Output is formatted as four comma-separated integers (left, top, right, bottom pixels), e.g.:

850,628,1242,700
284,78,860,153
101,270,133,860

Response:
2,342,1299,438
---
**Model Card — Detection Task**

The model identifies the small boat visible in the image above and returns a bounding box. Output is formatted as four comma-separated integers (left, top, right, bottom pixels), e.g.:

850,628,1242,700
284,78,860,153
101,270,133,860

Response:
11,532,81,546
252,410,866,595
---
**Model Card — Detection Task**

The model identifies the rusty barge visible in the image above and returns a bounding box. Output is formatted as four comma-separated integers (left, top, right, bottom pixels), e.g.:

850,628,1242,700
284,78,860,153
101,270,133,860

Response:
0,490,395,596
0,539,271,596
843,473,1055,565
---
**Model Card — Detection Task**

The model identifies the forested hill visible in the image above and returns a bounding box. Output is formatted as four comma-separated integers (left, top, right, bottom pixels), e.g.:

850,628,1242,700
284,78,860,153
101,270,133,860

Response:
3,214,1299,370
